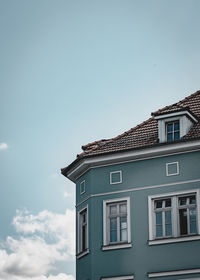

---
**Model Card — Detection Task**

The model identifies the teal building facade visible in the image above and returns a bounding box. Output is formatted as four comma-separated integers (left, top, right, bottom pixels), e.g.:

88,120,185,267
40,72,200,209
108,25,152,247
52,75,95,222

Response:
62,91,200,280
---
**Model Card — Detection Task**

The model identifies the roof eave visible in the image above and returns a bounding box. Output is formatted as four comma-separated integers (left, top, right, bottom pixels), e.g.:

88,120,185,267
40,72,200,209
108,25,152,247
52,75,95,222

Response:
61,138,200,183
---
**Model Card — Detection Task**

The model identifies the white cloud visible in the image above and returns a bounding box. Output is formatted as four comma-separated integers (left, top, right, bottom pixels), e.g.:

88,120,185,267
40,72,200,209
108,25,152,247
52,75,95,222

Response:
0,143,8,150
63,192,71,198
0,209,75,280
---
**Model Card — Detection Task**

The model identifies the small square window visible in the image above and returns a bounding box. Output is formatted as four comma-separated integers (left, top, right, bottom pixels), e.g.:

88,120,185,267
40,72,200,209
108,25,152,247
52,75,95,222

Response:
166,162,179,176
110,171,122,185
80,180,85,194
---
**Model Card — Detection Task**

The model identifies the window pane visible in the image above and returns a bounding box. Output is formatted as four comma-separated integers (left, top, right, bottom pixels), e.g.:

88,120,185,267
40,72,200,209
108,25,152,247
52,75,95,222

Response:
190,208,196,220
120,217,128,242
174,122,179,131
167,133,173,142
82,225,86,251
165,199,171,207
190,221,197,234
110,218,117,242
165,224,172,236
179,197,187,206
179,209,188,235
110,230,117,243
167,123,173,132
120,229,127,241
119,204,127,214
110,218,117,230
189,196,196,205
110,205,117,215
174,132,180,140
165,211,171,224
120,217,127,229
156,225,163,238
155,200,162,208
82,213,86,223
190,208,197,234
156,212,162,225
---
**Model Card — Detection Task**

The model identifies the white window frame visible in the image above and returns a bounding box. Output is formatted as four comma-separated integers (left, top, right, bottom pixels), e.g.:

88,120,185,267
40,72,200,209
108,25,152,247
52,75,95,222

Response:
148,268,200,278
110,171,122,185
102,197,131,250
166,162,179,176
77,205,89,257
101,276,134,280
80,180,85,194
166,120,180,142
155,112,197,143
148,189,200,245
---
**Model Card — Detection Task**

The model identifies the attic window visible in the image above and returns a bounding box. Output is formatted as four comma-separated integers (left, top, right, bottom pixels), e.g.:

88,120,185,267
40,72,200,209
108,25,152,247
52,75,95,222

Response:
154,109,198,143
166,121,180,142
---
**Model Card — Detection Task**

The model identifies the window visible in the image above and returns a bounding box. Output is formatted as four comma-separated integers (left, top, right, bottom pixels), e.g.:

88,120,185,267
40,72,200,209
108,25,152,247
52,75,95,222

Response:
148,190,200,244
110,171,122,184
103,197,131,250
166,120,180,142
178,195,197,235
154,110,198,143
80,180,85,194
154,198,172,238
78,206,88,255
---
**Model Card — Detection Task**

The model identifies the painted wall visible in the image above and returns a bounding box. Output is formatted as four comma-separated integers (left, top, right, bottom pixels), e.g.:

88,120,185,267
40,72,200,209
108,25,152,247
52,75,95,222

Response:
76,150,200,280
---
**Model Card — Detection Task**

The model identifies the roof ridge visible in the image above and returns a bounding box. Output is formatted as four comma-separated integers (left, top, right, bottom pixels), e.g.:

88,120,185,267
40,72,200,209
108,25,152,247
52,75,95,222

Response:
151,103,185,116
177,90,200,105
78,90,200,158
152,90,200,116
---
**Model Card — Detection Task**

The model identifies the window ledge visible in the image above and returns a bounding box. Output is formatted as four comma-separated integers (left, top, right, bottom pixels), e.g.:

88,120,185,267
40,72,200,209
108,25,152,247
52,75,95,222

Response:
102,242,132,251
149,235,200,245
76,248,89,259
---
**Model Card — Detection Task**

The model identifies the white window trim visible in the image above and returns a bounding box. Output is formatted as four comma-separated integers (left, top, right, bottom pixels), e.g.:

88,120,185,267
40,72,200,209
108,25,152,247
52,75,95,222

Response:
148,189,200,244
166,161,179,176
77,205,88,254
154,110,198,122
110,171,122,185
148,268,200,278
80,180,85,194
76,248,89,259
103,197,131,248
156,114,195,143
101,276,134,280
179,278,200,280
102,242,132,251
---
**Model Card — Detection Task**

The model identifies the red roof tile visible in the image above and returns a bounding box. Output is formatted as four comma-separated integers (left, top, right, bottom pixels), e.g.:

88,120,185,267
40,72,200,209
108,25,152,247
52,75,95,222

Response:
78,90,200,158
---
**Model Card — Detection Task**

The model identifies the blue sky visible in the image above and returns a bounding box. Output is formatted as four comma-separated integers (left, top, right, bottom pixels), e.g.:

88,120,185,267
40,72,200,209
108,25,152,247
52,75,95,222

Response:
0,0,200,279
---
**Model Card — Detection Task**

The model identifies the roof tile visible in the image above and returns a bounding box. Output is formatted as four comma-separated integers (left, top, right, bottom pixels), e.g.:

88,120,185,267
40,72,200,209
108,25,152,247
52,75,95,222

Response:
78,90,200,158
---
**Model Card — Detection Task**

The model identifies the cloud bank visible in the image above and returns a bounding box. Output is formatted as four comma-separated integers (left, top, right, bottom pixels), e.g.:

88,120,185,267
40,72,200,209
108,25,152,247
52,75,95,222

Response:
0,209,75,280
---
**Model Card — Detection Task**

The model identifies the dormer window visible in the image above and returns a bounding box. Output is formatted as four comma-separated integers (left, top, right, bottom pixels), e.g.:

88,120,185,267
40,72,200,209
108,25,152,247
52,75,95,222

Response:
153,109,198,143
166,121,180,142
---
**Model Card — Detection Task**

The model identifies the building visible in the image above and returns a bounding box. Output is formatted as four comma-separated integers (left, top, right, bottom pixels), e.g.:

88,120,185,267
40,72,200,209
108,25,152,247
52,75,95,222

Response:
61,90,200,280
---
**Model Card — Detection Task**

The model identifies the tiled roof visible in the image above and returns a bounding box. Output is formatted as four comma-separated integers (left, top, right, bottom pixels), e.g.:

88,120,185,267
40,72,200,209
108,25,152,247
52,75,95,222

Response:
78,90,200,158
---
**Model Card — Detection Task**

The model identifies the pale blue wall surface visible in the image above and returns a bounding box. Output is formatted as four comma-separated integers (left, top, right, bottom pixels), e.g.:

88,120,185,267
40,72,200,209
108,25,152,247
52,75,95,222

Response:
76,151,200,279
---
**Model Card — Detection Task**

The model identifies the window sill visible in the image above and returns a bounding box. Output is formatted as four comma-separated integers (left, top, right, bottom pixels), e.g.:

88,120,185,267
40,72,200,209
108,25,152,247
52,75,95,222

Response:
76,248,89,259
148,235,200,245
102,242,132,251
